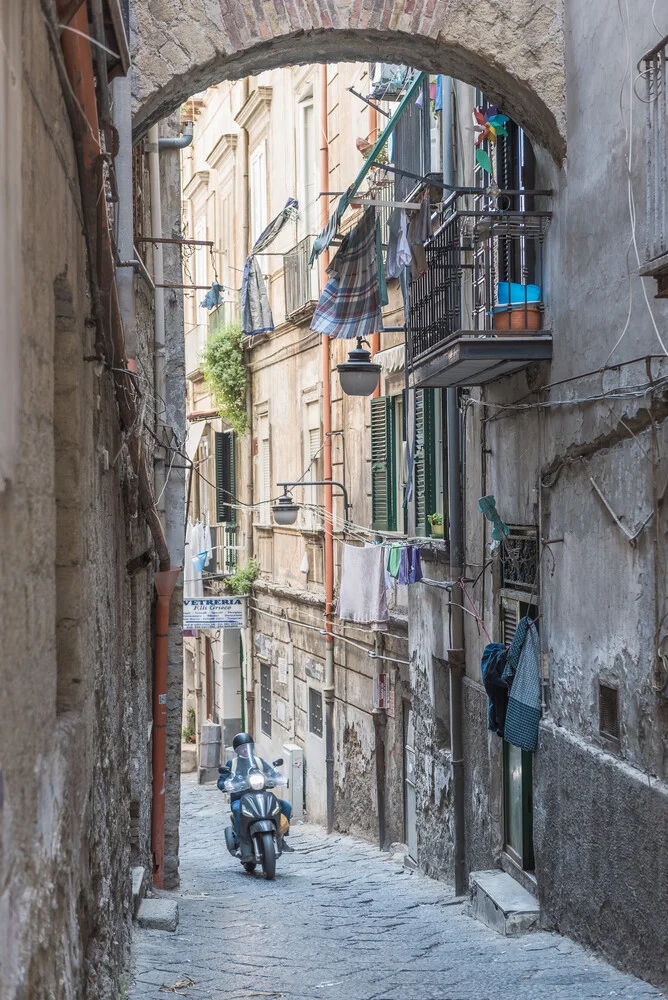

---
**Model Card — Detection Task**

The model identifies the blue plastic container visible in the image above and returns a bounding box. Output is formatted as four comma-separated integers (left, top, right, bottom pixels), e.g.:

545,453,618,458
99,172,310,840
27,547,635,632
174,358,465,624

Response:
497,281,540,306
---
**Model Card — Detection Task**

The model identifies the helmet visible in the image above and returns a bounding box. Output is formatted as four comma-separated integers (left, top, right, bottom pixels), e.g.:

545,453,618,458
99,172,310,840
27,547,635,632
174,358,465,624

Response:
232,732,253,751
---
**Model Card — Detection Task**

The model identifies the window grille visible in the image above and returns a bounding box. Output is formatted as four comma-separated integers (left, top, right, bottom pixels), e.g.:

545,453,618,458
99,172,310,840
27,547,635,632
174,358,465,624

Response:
308,687,323,738
260,662,272,737
284,236,320,319
599,683,620,743
501,527,539,593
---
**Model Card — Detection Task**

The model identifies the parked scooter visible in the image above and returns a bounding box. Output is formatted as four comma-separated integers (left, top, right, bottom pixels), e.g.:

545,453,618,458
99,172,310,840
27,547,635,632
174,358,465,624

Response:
219,747,289,880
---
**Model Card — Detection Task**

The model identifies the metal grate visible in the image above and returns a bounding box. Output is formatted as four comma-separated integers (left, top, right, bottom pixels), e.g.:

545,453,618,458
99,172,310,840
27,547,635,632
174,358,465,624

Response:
260,662,272,737
502,527,539,593
308,687,323,738
599,683,620,743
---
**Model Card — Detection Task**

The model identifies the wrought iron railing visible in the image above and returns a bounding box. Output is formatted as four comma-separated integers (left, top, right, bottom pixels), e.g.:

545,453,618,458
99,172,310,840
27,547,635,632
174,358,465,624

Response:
640,34,667,268
407,192,551,368
284,236,319,319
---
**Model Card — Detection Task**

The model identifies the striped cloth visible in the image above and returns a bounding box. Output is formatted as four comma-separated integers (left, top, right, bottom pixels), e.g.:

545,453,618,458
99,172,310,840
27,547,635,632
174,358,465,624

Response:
310,207,386,340
242,198,298,336
504,621,541,752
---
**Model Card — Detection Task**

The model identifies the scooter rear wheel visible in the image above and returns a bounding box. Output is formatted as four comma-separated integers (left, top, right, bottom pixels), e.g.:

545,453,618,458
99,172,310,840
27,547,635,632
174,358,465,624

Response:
260,832,276,880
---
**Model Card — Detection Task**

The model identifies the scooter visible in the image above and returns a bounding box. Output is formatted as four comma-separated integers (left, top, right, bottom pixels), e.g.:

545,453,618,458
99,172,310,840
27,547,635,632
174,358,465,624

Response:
219,757,289,880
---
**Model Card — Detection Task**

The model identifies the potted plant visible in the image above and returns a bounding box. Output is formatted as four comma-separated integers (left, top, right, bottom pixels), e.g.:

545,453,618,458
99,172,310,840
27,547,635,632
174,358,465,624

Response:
428,512,444,538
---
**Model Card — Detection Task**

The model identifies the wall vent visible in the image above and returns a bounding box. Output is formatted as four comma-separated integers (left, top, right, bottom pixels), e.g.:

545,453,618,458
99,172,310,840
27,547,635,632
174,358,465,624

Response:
599,683,620,743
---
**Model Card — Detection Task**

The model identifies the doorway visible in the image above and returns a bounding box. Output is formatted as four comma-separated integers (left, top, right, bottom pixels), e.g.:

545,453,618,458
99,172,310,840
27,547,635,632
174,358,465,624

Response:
403,703,417,863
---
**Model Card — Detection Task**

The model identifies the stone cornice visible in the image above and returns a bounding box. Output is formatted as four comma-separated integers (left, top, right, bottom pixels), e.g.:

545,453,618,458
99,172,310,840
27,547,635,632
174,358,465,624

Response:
206,132,238,170
234,86,273,132
182,168,210,200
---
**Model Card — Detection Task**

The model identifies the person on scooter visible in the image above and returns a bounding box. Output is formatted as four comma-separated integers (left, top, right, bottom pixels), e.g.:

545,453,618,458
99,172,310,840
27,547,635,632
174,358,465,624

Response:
218,732,294,851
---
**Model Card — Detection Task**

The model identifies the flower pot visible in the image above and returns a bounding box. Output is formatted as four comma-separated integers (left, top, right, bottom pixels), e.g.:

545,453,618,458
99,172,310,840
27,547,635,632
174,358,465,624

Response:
493,304,542,334
429,523,444,539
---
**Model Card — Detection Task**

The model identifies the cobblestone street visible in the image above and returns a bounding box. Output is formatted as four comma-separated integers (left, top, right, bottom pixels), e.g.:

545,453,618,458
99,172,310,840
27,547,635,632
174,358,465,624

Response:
128,777,664,1000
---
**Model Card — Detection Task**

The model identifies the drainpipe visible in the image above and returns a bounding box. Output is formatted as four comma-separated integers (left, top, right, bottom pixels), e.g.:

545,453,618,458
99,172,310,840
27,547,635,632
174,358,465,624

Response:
442,75,466,896
159,121,194,150
151,567,180,887
368,100,381,397
147,125,166,427
373,634,388,849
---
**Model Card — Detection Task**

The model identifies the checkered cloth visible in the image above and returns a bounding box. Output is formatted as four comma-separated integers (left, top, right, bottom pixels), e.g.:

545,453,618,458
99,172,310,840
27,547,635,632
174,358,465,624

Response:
504,621,541,752
310,207,386,340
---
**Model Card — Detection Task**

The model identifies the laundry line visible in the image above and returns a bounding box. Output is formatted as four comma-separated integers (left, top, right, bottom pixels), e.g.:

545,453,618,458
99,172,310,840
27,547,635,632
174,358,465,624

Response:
250,596,408,645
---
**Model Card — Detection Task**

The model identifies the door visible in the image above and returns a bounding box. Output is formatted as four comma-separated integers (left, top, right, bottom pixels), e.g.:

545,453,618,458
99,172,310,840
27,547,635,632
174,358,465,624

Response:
501,595,536,871
404,703,417,862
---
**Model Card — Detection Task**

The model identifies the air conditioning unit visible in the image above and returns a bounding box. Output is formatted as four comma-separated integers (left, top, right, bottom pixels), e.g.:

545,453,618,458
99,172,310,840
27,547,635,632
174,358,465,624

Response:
282,743,304,820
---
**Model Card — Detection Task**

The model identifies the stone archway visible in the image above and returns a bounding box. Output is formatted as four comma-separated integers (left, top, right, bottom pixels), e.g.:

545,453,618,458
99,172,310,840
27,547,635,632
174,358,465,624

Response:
131,0,566,161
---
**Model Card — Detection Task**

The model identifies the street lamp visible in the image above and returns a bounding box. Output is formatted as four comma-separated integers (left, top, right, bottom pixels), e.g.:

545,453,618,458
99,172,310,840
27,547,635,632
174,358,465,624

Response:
273,480,352,528
336,337,381,396
272,487,300,526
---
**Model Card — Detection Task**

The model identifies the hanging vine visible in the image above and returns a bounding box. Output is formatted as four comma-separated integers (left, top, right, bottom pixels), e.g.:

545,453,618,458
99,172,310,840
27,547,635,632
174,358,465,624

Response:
201,320,249,436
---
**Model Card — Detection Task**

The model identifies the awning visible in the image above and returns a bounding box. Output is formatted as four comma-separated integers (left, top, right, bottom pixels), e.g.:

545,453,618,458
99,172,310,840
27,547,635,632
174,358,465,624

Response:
185,418,207,462
374,344,405,373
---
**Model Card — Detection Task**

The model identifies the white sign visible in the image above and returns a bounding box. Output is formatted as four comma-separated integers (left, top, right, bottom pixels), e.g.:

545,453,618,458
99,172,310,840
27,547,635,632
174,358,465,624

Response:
183,596,247,630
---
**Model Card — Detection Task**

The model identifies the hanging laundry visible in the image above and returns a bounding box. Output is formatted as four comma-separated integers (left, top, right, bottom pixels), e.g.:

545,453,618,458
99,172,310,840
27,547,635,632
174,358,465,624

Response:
478,494,510,543
184,521,204,598
386,544,402,580
200,521,213,568
481,643,510,736
501,615,531,687
200,282,224,310
242,198,299,336
309,188,352,265
503,621,541,752
408,193,433,279
397,546,423,585
310,208,386,340
336,542,389,630
386,208,412,280
434,75,443,114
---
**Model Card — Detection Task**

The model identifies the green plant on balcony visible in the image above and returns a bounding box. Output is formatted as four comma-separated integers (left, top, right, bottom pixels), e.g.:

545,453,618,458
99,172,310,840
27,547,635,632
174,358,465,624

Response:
428,512,444,538
201,320,248,436
224,557,260,595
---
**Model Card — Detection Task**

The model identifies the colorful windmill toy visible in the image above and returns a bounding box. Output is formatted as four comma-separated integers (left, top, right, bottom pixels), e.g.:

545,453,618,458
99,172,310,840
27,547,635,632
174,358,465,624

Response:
473,105,510,176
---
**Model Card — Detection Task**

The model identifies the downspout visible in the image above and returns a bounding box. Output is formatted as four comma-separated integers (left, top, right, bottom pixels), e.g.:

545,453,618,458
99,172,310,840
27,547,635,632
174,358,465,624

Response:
151,567,180,888
443,76,466,896
320,64,335,835
368,100,381,398
147,124,166,469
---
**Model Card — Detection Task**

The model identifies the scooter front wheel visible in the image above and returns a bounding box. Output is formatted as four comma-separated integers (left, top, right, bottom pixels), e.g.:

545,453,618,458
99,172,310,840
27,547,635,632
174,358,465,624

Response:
260,832,276,880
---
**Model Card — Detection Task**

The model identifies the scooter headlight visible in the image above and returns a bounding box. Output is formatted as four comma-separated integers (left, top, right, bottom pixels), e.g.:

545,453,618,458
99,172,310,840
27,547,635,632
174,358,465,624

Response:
249,773,265,791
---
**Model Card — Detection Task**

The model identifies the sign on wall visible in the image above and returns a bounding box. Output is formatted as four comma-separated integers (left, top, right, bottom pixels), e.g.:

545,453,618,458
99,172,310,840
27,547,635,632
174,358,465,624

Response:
183,596,247,630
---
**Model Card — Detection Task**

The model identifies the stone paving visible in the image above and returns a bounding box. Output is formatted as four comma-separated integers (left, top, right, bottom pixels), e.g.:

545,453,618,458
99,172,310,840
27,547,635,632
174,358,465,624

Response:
128,776,664,1000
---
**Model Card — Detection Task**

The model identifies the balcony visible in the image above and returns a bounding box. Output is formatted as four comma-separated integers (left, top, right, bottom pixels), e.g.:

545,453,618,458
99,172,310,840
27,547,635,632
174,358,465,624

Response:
203,523,239,577
284,236,320,322
638,34,668,297
407,193,552,389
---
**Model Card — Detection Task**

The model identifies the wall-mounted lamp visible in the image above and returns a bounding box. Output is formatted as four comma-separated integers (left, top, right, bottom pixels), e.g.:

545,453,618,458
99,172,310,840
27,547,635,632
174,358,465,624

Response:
271,487,300,526
336,337,381,396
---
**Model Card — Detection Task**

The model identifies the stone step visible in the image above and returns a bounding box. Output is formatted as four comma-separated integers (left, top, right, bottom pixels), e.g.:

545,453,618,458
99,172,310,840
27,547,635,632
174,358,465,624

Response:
131,866,146,919
136,897,179,932
469,869,540,936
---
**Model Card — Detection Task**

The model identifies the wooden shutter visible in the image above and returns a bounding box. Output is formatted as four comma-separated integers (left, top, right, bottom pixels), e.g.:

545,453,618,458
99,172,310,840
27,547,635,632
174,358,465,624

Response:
215,430,236,524
370,397,396,531
414,388,436,536
500,596,520,645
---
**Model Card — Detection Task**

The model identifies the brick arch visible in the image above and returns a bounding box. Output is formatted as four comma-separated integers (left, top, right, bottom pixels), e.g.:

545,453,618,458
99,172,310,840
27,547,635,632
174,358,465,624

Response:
131,1,566,161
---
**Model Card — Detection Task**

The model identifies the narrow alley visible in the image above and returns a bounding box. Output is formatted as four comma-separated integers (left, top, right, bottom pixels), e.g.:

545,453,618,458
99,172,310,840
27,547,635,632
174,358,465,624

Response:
129,778,662,1000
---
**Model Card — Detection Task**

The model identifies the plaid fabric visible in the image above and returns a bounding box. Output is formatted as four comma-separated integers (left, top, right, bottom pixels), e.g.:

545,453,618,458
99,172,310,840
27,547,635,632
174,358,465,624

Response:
502,614,530,685
242,198,298,336
504,621,541,751
310,208,384,340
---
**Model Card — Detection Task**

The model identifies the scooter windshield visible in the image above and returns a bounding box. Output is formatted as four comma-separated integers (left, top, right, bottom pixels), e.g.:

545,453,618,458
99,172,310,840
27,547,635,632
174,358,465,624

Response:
223,743,266,794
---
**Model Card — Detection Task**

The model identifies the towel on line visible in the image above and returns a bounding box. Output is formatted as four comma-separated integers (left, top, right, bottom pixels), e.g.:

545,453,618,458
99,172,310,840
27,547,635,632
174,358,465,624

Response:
336,542,389,631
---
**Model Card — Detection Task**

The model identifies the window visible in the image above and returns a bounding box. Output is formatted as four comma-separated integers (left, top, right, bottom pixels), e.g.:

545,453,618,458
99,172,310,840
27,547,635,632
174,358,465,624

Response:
599,683,620,744
215,430,236,524
297,97,317,237
501,527,538,594
257,411,271,522
308,687,323,738
414,388,443,536
250,142,268,244
370,396,397,531
302,397,321,529
260,662,272,737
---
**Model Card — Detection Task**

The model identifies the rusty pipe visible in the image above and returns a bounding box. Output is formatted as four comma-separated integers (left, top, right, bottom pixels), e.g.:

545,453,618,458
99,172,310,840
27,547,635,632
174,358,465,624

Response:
368,99,381,398
151,567,180,887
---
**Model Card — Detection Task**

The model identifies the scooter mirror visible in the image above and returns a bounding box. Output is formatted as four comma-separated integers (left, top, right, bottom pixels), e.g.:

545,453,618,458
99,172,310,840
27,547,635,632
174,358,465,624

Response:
272,758,284,767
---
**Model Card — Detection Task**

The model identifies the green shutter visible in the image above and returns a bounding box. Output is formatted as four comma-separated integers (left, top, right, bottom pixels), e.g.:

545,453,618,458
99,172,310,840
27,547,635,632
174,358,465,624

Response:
215,430,236,524
370,397,396,532
414,389,436,536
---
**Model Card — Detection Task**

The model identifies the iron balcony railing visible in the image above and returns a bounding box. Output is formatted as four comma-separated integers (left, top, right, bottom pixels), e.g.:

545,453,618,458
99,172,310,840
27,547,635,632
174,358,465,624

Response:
284,236,320,320
640,34,668,280
407,191,551,368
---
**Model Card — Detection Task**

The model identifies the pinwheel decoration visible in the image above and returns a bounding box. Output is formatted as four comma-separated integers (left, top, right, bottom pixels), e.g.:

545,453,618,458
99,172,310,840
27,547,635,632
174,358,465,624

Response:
473,105,510,176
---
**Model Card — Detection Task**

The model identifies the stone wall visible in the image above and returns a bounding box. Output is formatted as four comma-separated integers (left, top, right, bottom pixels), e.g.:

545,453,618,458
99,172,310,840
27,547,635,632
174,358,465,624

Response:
0,5,155,997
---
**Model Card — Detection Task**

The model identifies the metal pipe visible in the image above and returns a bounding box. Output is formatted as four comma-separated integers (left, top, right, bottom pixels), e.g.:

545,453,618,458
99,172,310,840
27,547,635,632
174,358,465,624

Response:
148,124,166,418
158,121,193,150
447,388,466,896
320,63,335,835
369,97,381,399
151,567,180,887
